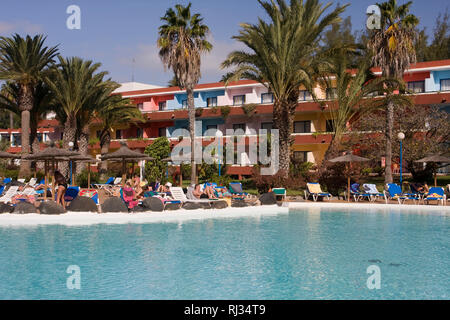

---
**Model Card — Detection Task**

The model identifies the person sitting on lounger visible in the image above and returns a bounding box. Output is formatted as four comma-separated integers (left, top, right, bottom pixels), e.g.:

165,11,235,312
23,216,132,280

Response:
157,182,173,197
192,184,218,200
411,182,429,193
54,171,67,208
10,186,37,205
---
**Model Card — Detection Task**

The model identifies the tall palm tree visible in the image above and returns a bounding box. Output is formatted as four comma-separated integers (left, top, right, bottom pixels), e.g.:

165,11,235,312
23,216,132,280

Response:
0,34,58,177
46,56,109,177
367,0,418,183
222,0,347,177
97,95,144,179
158,2,212,183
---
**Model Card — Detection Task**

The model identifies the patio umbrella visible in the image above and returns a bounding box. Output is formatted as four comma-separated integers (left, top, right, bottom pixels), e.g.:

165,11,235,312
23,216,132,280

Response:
25,144,81,200
415,155,450,187
329,154,370,202
58,155,98,187
101,142,154,187
0,151,21,159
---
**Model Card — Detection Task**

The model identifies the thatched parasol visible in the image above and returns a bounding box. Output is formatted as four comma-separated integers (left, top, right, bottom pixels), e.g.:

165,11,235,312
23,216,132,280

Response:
101,142,154,186
0,151,21,159
415,155,450,187
329,153,370,202
25,144,81,200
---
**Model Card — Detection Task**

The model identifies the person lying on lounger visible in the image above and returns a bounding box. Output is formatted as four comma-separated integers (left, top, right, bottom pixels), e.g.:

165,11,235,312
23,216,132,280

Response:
192,184,218,200
10,186,37,205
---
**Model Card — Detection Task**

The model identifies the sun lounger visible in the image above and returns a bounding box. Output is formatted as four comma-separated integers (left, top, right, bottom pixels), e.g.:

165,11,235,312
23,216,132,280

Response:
304,183,331,202
362,184,385,202
93,177,115,190
26,178,38,188
0,186,20,203
228,182,248,198
346,183,372,202
17,178,26,184
1,178,12,185
272,188,287,201
384,183,419,204
170,186,218,207
423,187,446,206
79,189,99,205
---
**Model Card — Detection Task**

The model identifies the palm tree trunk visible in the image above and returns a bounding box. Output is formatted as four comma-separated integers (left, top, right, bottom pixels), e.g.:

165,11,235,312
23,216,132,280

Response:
61,116,77,179
76,124,90,175
187,87,197,184
99,130,111,181
18,84,33,178
384,100,394,184
273,100,294,178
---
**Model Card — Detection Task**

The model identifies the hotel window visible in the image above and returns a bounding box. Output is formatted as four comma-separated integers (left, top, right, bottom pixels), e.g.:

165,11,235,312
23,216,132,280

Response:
326,88,337,100
233,123,246,134
12,134,21,147
441,79,450,91
294,121,311,134
299,90,313,101
115,130,122,140
261,122,273,131
136,128,143,138
182,99,188,108
206,97,218,107
158,128,166,137
0,134,10,142
158,101,167,111
326,120,334,133
37,133,43,142
293,151,309,162
137,103,144,110
261,93,273,104
407,81,425,93
233,95,246,106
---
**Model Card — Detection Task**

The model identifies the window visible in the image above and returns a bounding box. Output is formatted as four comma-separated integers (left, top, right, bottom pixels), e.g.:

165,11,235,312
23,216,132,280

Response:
182,99,188,108
37,133,43,142
261,93,273,104
12,134,21,147
261,122,273,131
299,90,312,101
326,120,334,133
293,151,309,162
115,130,122,140
136,128,143,138
206,97,218,107
158,101,167,111
408,81,425,93
326,88,337,100
233,95,246,106
137,103,144,110
233,123,246,134
294,121,311,134
158,128,166,137
0,134,10,142
205,125,218,135
441,79,450,91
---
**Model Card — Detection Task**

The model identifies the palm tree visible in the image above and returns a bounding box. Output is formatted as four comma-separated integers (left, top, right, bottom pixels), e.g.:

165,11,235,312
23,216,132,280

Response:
97,95,144,179
158,2,212,183
0,34,58,177
222,0,347,177
367,0,418,183
45,56,109,177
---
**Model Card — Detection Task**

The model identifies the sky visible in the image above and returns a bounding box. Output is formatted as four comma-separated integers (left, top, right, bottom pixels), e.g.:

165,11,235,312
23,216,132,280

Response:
0,0,447,86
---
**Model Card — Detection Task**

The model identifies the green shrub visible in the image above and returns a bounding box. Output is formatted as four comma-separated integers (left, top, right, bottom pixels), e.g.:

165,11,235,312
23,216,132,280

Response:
75,169,99,188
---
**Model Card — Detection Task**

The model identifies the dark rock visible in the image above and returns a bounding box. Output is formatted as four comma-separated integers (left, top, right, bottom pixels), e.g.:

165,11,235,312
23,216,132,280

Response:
13,202,38,214
211,200,228,209
38,201,66,215
101,197,128,213
68,196,98,213
231,201,249,208
182,202,203,210
142,197,164,212
165,202,182,211
259,192,277,205
131,205,147,213
0,203,13,214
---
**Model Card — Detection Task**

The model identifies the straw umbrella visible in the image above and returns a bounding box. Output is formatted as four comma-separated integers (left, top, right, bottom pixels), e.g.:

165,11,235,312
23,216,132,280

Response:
25,144,80,200
329,153,370,202
101,142,154,187
0,151,21,159
415,155,450,187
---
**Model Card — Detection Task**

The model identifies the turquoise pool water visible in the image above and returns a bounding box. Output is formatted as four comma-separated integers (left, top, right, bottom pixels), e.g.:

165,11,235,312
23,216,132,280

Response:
0,208,448,300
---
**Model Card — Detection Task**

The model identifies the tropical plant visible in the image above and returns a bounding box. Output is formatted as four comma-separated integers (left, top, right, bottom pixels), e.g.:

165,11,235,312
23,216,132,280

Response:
144,137,172,184
367,0,419,183
222,0,347,177
0,34,58,177
158,2,213,184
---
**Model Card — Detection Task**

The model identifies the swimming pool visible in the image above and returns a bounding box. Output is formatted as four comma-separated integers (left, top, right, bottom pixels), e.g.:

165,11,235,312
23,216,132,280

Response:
0,206,448,300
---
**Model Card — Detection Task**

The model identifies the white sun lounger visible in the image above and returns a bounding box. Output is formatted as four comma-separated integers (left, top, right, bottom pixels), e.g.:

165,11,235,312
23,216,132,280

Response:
17,178,26,184
0,186,20,203
170,187,217,206
26,178,38,188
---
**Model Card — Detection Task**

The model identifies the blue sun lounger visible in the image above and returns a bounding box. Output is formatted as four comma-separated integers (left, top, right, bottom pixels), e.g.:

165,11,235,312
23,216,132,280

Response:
384,183,419,204
423,187,446,206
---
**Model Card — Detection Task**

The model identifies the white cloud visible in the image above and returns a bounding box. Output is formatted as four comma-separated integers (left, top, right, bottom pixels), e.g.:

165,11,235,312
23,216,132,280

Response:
0,20,44,35
115,37,245,84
